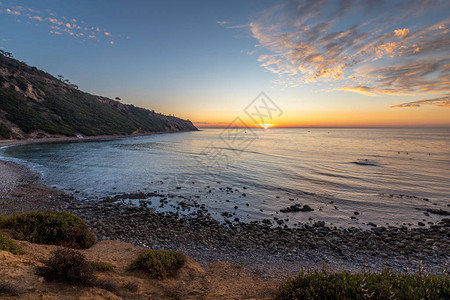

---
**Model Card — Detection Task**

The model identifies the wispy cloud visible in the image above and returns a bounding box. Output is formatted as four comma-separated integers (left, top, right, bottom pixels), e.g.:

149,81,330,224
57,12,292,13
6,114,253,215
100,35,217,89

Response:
48,17,62,25
230,0,450,107
29,15,43,21
390,95,450,108
5,8,21,15
217,20,249,29
0,4,116,45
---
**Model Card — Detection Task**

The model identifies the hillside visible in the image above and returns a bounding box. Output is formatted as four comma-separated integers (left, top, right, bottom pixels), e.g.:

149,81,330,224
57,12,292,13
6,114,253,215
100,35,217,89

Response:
0,53,197,140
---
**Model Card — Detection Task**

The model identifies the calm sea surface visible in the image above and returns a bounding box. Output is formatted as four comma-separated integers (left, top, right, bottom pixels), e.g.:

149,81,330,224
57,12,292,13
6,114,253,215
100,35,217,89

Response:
2,128,449,228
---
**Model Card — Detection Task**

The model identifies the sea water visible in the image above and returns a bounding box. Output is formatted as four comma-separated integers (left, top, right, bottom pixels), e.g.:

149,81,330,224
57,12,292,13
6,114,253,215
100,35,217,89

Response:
2,128,449,228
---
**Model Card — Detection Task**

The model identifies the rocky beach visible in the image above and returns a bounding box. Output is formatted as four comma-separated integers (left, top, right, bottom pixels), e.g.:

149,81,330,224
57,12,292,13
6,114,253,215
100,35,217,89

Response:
1,145,449,280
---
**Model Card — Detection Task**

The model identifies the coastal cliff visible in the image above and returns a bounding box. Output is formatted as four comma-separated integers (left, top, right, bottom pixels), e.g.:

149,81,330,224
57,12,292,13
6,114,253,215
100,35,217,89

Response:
0,53,197,140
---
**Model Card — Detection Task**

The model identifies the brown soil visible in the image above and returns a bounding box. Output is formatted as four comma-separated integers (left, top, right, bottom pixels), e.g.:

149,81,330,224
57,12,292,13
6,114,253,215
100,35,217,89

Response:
0,238,279,299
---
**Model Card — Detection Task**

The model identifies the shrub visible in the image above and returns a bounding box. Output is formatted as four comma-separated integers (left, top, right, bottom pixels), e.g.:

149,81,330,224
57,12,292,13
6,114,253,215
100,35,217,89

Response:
91,261,115,272
0,215,7,226
0,233,25,255
276,269,450,300
1,210,95,249
39,248,95,284
129,250,185,279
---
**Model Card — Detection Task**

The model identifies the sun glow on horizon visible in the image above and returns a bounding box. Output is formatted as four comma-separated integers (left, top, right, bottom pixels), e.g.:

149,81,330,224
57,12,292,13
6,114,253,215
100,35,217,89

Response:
257,124,275,130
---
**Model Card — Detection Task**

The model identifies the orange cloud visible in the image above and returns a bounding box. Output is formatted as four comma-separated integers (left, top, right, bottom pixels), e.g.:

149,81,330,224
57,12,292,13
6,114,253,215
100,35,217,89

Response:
390,95,450,108
30,15,42,21
1,4,116,45
236,0,450,104
394,28,410,39
335,86,377,96
48,17,62,25
6,8,20,15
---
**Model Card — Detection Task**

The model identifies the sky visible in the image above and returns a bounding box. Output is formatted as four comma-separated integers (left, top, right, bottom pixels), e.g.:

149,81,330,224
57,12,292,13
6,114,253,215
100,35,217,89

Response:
0,0,449,128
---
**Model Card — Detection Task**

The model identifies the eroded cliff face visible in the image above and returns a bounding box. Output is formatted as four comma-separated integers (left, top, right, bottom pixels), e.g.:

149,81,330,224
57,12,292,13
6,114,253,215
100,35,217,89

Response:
0,54,197,140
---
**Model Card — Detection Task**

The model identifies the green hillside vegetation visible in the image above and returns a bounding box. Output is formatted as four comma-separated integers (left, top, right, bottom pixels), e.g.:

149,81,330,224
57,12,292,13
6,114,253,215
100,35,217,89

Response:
276,269,449,299
0,233,25,255
0,52,197,139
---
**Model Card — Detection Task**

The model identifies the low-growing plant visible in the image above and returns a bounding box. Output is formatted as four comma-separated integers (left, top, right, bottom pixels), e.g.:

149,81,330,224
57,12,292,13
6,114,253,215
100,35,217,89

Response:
0,233,25,255
276,269,450,300
0,215,7,226
1,210,95,249
129,250,186,279
91,261,115,272
39,248,95,284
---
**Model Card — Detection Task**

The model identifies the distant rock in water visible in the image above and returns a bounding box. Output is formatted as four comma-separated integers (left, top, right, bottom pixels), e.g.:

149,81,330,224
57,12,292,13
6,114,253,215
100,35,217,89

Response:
0,53,197,140
280,204,314,213
353,159,378,166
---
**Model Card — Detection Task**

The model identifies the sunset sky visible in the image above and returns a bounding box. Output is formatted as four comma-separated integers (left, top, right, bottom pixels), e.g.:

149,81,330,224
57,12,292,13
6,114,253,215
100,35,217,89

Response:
1,0,449,127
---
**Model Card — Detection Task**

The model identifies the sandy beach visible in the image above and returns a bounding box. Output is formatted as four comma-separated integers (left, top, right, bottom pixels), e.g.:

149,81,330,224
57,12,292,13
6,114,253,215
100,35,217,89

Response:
0,131,177,148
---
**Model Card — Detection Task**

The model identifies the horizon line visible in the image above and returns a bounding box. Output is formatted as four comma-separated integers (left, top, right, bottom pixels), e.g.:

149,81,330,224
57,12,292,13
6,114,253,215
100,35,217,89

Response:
195,125,450,129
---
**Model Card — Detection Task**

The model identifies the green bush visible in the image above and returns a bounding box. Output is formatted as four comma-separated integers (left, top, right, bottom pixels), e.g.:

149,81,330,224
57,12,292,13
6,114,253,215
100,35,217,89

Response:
0,215,7,226
276,269,450,300
0,233,25,255
91,261,115,272
1,211,95,249
129,250,185,279
39,248,95,284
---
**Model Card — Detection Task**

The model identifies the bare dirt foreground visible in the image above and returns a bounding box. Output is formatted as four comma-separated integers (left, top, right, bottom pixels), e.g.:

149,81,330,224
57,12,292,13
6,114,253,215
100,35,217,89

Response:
0,239,278,299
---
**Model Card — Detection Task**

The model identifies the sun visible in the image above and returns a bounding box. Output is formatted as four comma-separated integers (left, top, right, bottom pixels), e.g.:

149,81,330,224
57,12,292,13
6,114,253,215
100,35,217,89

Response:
258,123,274,129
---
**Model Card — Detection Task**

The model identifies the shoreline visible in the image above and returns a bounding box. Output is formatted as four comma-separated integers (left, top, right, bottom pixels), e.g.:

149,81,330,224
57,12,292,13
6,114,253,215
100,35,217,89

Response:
0,155,449,279
0,130,199,149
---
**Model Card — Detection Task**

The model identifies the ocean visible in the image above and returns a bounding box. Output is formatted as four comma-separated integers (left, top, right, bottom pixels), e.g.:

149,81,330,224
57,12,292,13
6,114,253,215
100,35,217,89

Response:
2,128,449,228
